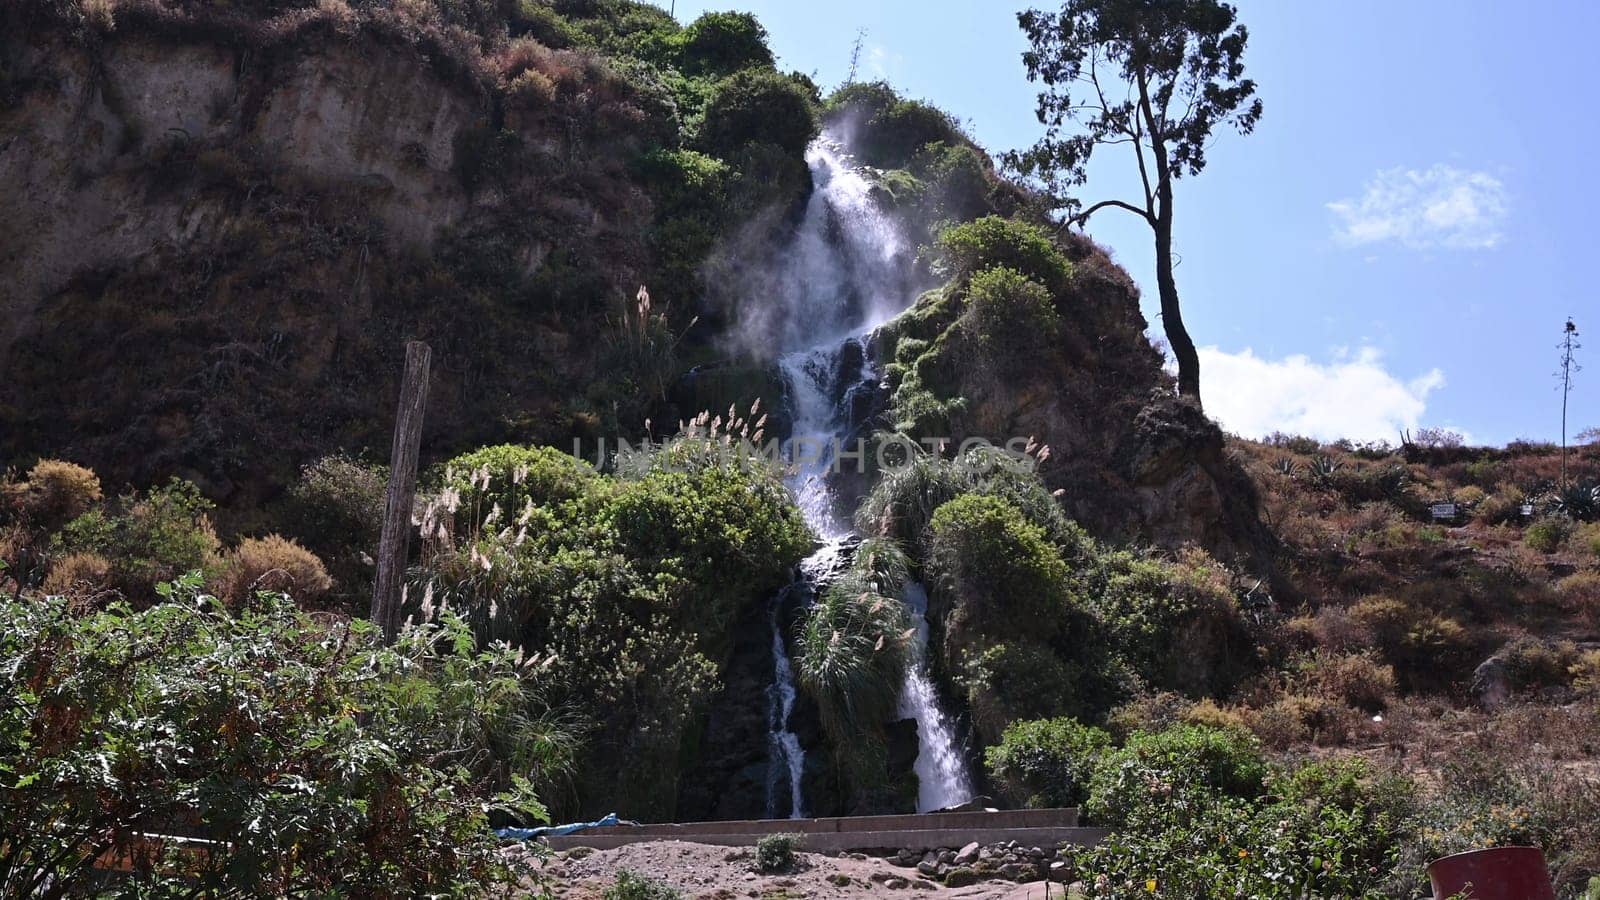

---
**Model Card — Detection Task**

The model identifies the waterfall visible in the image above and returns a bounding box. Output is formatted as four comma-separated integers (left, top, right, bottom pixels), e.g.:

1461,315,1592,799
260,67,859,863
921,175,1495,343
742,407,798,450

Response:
899,581,976,811
759,137,974,817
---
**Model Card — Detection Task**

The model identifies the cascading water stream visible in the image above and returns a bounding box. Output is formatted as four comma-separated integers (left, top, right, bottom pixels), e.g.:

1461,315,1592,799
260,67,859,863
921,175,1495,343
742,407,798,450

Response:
759,137,974,817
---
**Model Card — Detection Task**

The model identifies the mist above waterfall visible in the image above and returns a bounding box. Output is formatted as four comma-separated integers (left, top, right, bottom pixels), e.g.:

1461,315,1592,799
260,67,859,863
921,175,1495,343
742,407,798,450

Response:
705,137,922,360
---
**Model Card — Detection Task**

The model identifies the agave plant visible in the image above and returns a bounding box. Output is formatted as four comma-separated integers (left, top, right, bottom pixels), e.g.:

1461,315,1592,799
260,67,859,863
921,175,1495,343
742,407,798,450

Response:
1308,454,1343,484
1550,481,1600,522
1273,458,1299,478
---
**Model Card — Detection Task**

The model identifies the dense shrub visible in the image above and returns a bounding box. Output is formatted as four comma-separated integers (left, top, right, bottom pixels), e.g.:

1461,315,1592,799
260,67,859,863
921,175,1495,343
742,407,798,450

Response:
1073,755,1411,899
285,455,387,552
410,435,810,818
0,459,102,532
676,11,772,75
909,141,993,223
856,444,1078,558
826,82,966,169
1525,516,1571,553
40,550,112,597
1084,724,1268,827
928,493,1072,633
58,478,223,599
1557,571,1600,623
1294,650,1396,713
1084,547,1252,699
0,580,555,896
217,534,333,606
985,717,1111,808
699,68,818,158
754,833,800,873
934,216,1072,293
1500,636,1579,692
604,870,684,900
963,266,1059,364
439,443,599,530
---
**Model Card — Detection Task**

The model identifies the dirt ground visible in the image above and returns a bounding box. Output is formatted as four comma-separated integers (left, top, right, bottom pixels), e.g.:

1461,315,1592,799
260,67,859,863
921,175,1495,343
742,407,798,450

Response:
523,840,1073,899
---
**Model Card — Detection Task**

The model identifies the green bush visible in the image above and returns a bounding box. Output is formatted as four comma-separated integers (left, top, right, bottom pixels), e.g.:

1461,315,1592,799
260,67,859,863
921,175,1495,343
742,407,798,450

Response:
438,443,599,530
0,578,555,895
795,568,913,739
928,494,1072,635
604,870,684,900
985,717,1112,808
1525,517,1570,553
934,216,1072,292
826,81,966,169
910,141,993,222
856,444,1080,558
676,11,772,75
1085,724,1267,827
410,435,810,818
699,68,818,158
285,455,387,553
964,266,1059,363
755,832,801,873
58,477,223,599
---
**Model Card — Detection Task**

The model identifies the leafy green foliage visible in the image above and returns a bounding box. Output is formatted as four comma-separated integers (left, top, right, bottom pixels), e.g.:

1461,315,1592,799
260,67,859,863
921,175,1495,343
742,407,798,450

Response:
58,477,222,599
699,68,819,158
986,717,1111,808
796,568,913,739
826,81,967,169
929,494,1073,632
856,443,1078,558
412,437,810,818
439,443,599,530
0,578,557,896
1009,0,1263,199
934,216,1073,292
909,141,995,224
676,11,773,75
604,870,685,900
755,833,801,873
964,265,1060,364
1085,723,1267,827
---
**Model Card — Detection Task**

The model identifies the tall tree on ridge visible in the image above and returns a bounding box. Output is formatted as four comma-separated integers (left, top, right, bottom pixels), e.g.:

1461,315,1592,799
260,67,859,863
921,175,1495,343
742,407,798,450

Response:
1007,0,1262,407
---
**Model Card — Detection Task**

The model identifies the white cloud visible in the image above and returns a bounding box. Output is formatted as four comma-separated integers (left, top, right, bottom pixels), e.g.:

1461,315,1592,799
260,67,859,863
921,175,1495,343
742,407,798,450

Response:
867,44,903,80
1199,346,1446,442
1327,165,1508,250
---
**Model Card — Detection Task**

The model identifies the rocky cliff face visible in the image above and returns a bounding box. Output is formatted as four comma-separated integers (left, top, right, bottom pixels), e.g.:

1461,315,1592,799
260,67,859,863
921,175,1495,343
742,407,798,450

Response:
1,10,666,511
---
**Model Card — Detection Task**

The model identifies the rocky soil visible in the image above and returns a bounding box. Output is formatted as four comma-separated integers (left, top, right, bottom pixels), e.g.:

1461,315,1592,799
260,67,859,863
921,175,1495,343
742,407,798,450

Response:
523,840,1079,899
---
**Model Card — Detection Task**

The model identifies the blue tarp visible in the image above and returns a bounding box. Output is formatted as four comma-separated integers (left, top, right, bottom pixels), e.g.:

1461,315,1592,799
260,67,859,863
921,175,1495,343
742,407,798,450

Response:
496,812,621,841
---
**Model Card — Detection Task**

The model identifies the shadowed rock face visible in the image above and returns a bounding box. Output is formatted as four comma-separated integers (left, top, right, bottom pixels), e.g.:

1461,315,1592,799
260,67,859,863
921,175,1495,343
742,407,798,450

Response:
0,20,662,507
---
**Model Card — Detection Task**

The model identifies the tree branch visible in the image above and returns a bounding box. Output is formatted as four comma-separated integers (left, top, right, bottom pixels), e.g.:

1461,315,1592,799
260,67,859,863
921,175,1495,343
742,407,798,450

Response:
1070,198,1156,227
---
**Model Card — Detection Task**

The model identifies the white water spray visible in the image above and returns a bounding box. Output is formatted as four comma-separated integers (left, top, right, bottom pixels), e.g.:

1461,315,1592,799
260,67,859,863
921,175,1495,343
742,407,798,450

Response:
899,581,976,811
759,137,974,817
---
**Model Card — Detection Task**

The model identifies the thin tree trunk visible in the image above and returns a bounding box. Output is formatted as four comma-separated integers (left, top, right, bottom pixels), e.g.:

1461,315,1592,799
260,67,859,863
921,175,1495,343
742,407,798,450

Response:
1154,184,1201,405
372,341,431,644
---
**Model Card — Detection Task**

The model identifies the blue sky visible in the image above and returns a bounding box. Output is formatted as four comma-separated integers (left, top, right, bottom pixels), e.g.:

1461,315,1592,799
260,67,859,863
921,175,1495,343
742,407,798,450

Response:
667,0,1599,447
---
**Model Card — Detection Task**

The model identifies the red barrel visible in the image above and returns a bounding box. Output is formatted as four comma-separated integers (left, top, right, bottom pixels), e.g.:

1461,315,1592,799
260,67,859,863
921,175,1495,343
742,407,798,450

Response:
1427,847,1555,900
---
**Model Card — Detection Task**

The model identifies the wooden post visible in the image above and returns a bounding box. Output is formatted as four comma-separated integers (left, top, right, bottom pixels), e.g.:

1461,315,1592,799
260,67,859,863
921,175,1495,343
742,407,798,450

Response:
372,340,431,644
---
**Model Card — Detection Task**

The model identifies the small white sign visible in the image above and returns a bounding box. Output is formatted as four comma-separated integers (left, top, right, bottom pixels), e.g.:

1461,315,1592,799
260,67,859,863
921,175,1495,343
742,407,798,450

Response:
1521,503,1536,517
1430,502,1458,520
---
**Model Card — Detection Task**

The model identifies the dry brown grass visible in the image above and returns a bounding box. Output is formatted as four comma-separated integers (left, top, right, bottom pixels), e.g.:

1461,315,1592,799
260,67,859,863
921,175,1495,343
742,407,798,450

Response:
42,552,113,597
2,460,103,531
218,535,332,606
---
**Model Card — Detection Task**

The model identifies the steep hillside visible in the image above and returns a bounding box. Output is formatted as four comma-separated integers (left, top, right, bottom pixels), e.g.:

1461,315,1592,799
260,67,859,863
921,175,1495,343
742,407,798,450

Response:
1,0,807,518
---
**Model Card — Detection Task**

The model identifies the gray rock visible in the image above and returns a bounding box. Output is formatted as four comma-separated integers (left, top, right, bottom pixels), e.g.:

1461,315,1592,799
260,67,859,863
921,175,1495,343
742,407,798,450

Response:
955,842,981,865
1472,655,1510,709
916,860,940,878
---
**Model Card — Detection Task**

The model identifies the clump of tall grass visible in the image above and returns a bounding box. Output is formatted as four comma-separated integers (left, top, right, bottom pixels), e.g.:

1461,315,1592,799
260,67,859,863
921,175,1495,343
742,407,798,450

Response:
795,568,913,741
855,442,1071,558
